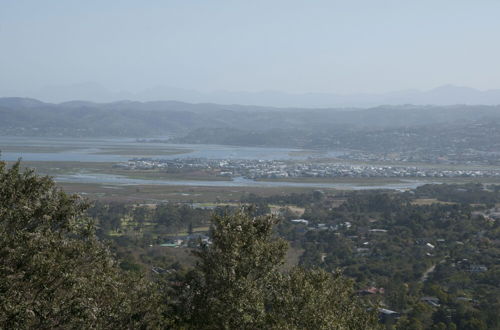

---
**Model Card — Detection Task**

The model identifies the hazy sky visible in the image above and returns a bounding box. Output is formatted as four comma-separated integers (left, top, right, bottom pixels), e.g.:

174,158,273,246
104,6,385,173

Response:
1,0,500,95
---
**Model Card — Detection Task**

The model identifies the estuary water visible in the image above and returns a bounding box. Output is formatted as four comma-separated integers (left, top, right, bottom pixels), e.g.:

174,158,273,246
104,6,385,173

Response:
0,136,343,162
1,136,430,189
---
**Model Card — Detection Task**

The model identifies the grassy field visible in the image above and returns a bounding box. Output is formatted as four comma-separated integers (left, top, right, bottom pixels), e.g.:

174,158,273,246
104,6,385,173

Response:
257,176,408,185
411,198,457,206
17,161,231,181
19,161,115,175
57,181,340,203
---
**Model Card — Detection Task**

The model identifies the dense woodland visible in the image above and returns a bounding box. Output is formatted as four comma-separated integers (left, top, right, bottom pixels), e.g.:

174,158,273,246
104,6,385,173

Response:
90,184,500,329
269,185,500,329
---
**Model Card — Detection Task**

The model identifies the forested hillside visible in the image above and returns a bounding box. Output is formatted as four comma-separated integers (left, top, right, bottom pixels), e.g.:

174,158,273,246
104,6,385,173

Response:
2,97,500,141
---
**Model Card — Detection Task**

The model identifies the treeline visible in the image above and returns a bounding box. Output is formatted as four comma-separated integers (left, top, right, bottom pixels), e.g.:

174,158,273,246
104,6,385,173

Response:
414,183,500,205
87,201,211,236
242,190,326,207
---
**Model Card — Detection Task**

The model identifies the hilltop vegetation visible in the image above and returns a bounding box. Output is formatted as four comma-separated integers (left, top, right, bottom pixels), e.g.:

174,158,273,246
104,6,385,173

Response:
0,162,166,328
0,161,378,329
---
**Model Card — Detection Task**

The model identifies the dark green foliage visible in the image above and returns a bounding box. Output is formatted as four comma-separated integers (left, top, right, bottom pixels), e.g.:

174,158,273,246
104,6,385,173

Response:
179,210,288,329
242,191,324,207
0,161,383,329
177,209,378,329
285,187,500,329
415,183,500,205
0,161,168,328
267,268,377,329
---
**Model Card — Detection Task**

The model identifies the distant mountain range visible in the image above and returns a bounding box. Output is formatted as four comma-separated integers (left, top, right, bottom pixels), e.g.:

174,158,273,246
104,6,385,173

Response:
1,97,500,139
3,83,500,108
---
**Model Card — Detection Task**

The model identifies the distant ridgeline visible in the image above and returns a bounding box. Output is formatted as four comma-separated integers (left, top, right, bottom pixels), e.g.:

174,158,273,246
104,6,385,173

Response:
1,97,500,156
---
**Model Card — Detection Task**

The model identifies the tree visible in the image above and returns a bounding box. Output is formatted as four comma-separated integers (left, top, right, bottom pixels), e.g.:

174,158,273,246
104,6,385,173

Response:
0,161,168,328
178,209,287,329
178,209,378,329
267,268,378,329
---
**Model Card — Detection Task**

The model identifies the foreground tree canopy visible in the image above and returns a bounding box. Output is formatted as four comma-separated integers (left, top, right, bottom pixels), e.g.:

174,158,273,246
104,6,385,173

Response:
176,209,378,329
0,161,378,329
0,162,167,328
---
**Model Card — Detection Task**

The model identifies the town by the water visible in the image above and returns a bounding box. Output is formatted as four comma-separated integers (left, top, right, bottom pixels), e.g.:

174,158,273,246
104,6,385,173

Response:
116,157,500,179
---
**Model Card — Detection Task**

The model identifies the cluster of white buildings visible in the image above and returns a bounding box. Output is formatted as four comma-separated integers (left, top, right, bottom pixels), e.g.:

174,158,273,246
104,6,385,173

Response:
114,158,500,179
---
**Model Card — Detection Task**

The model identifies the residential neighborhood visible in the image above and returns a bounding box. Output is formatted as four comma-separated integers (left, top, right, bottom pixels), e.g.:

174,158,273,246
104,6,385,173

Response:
115,157,500,180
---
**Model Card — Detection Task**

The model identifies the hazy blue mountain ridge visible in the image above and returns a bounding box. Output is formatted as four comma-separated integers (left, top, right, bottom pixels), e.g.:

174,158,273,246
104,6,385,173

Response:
6,84,500,107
